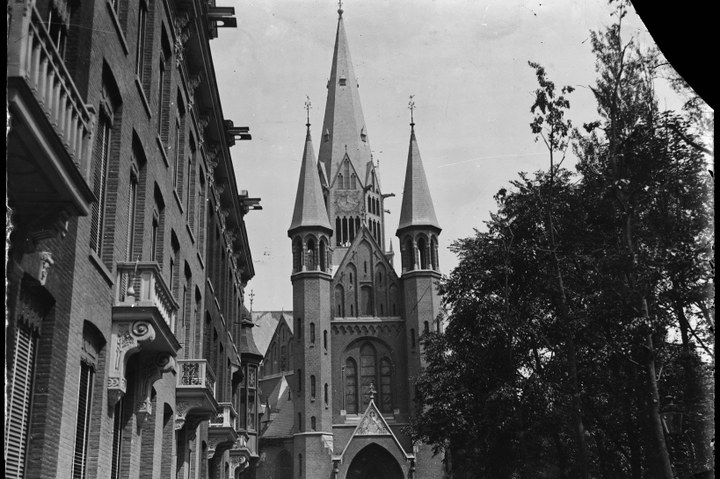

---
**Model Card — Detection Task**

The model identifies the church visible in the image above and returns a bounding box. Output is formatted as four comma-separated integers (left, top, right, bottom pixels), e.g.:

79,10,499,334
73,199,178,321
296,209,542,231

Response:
252,5,446,479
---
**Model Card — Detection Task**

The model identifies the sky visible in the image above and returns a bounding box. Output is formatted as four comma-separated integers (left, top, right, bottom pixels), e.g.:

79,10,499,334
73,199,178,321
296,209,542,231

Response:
210,0,683,312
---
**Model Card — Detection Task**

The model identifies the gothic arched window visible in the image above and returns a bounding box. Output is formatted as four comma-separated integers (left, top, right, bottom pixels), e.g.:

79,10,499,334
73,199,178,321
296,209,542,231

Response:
379,358,393,413
360,343,377,410
345,358,358,414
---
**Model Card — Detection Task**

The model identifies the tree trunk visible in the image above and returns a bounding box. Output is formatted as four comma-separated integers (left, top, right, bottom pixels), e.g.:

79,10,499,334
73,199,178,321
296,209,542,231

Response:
640,301,675,479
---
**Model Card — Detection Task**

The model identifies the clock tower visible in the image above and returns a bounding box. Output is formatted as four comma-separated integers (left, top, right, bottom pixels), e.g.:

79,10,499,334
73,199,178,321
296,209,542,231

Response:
276,5,445,478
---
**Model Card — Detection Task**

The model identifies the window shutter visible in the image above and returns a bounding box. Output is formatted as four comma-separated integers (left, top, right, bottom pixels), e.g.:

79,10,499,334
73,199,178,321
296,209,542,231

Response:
4,325,37,478
72,362,95,479
90,116,111,255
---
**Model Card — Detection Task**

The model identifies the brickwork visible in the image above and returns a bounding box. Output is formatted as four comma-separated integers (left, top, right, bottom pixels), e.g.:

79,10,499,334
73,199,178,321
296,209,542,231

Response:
6,0,258,478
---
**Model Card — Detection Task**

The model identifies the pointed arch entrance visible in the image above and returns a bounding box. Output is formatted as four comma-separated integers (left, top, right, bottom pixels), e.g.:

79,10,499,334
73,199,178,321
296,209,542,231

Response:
346,444,404,479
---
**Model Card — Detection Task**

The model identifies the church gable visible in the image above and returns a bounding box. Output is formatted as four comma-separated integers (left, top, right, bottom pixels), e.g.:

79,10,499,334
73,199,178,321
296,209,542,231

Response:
332,227,403,318
337,397,412,464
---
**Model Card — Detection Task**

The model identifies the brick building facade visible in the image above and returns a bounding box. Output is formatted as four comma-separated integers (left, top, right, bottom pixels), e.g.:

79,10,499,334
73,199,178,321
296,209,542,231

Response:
253,7,447,479
6,1,262,478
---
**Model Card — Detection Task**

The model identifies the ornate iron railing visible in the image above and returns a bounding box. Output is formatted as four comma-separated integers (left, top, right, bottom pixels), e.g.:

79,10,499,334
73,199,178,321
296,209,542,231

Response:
177,359,216,397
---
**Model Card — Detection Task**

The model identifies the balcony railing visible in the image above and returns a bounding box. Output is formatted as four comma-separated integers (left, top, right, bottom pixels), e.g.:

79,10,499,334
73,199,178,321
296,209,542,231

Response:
115,262,178,331
9,1,95,171
210,402,238,429
177,359,216,397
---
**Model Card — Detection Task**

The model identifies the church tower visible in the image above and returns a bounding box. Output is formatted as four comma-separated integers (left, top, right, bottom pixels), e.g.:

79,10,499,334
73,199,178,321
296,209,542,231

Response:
318,5,388,265
396,109,444,477
274,5,445,479
288,112,335,479
397,105,442,373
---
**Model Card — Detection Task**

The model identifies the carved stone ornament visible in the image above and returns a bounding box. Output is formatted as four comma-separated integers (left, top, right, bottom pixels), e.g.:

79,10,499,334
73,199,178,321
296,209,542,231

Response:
135,353,175,426
107,321,156,407
355,403,391,436
19,250,54,286
175,400,204,431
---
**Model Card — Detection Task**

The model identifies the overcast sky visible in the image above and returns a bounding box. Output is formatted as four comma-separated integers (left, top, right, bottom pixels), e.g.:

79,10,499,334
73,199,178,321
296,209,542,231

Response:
210,0,682,312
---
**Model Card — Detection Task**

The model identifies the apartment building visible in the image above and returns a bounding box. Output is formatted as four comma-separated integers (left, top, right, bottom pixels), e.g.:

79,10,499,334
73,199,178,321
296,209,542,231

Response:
6,1,261,477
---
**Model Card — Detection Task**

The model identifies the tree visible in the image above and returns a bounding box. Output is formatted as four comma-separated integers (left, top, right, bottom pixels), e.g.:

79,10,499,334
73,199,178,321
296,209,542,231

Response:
409,3,713,478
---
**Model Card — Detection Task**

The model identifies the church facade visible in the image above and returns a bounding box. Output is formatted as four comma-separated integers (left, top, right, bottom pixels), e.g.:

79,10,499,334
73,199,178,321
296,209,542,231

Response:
255,7,446,479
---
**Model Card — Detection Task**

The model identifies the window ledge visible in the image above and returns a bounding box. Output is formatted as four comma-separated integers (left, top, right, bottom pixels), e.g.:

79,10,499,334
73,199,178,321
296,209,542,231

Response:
185,223,196,244
106,1,129,55
196,252,205,270
135,77,152,118
156,136,170,167
89,251,114,286
173,189,184,214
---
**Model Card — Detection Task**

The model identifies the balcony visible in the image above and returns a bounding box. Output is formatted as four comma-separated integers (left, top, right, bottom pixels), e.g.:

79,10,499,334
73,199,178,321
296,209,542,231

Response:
107,263,180,405
208,403,239,459
7,1,96,239
229,433,254,477
175,359,219,430
114,262,179,333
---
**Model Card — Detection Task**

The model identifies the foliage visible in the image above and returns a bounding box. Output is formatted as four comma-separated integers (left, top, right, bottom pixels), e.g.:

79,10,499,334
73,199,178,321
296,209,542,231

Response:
408,4,713,478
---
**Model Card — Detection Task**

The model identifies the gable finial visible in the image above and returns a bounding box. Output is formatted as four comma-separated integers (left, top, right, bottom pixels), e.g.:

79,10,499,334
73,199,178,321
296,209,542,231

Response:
305,95,312,128
408,95,416,128
338,0,344,17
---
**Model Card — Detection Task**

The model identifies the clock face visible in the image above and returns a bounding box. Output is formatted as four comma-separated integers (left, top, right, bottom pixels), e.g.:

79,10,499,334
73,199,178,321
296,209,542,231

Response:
336,193,360,212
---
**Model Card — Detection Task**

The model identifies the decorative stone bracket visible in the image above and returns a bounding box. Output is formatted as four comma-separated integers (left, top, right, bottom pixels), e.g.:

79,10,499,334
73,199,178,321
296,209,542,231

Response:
175,400,206,431
107,321,156,407
135,353,176,426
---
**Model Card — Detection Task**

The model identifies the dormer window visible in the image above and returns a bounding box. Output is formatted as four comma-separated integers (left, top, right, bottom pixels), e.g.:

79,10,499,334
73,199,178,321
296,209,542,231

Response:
360,126,367,142
339,77,347,86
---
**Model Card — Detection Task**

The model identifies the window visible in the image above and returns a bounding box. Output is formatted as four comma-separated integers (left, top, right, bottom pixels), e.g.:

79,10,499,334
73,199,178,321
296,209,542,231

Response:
90,113,112,255
5,323,38,477
323,330,328,350
310,416,316,431
72,361,95,479
186,140,195,226
151,213,159,262
111,396,125,479
379,358,393,413
126,171,138,261
157,59,166,135
135,3,148,83
360,343,377,410
297,369,302,393
324,383,329,405
310,375,316,399
46,1,75,60
310,323,315,344
173,116,182,190
345,358,358,414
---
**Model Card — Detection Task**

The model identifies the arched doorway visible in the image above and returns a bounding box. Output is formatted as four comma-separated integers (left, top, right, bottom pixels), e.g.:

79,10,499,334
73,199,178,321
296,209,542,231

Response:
346,444,404,479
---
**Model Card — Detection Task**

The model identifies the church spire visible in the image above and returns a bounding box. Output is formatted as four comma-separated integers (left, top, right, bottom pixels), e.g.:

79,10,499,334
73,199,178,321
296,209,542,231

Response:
289,98,332,234
397,98,440,233
317,4,372,185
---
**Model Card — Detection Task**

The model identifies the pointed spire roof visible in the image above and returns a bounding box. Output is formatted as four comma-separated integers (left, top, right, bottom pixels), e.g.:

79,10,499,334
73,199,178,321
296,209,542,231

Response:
289,125,332,233
397,123,441,232
317,8,373,185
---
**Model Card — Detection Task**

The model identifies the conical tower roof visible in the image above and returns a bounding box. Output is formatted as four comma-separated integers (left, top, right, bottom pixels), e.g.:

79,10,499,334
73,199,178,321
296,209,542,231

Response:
317,8,373,185
397,124,440,232
289,126,332,233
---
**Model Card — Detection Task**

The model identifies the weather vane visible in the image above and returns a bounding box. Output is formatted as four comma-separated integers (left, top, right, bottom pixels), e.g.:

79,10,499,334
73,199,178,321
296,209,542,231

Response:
338,0,344,17
305,96,311,126
408,95,416,126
